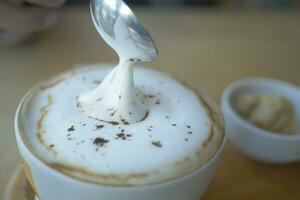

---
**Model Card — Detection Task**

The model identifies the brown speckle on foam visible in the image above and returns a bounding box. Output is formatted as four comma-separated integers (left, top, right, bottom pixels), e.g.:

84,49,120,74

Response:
121,118,130,125
139,111,149,122
155,99,160,105
151,141,162,148
93,137,109,147
148,95,155,98
116,133,132,140
116,133,126,140
96,98,103,102
93,80,102,85
76,101,81,108
68,125,75,132
99,120,119,126
96,125,104,130
110,110,117,116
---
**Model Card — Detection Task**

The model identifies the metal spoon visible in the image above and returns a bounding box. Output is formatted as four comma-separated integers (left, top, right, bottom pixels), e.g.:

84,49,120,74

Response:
90,0,158,61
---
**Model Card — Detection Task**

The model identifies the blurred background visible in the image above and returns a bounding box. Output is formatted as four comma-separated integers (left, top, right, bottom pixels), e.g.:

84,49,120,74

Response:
1,0,300,199
69,0,300,8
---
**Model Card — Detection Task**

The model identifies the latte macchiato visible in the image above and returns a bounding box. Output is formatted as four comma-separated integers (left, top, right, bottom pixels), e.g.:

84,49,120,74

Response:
20,63,224,186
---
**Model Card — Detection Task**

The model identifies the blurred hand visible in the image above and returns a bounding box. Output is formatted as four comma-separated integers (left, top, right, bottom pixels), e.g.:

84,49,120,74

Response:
0,0,66,44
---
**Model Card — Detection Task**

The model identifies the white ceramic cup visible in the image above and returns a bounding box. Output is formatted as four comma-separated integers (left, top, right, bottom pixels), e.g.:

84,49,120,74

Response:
221,77,300,163
15,80,226,200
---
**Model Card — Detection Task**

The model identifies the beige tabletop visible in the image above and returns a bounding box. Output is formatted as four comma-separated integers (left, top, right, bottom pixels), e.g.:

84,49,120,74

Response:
1,6,300,199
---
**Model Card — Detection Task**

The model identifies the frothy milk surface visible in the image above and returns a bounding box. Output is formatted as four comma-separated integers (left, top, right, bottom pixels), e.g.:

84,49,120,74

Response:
21,64,224,186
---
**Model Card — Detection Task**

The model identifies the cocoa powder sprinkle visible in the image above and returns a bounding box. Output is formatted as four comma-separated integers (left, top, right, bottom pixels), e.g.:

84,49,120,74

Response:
93,80,102,85
96,125,104,130
152,141,162,148
67,125,75,132
93,137,109,147
121,119,129,125
116,133,126,140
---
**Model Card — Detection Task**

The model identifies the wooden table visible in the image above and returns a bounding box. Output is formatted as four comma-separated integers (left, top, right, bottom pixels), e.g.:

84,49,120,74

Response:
0,6,300,199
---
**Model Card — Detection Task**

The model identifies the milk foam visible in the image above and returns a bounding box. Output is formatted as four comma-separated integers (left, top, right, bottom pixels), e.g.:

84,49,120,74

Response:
21,64,224,185
77,60,149,124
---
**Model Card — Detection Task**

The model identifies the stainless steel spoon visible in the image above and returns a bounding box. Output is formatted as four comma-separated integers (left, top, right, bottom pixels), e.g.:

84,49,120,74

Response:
90,0,158,61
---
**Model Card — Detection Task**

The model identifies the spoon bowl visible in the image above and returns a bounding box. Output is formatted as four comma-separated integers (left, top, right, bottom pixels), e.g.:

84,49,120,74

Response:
90,0,158,61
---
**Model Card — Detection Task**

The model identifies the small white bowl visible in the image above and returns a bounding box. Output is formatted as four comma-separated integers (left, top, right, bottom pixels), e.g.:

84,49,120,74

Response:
221,77,300,163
